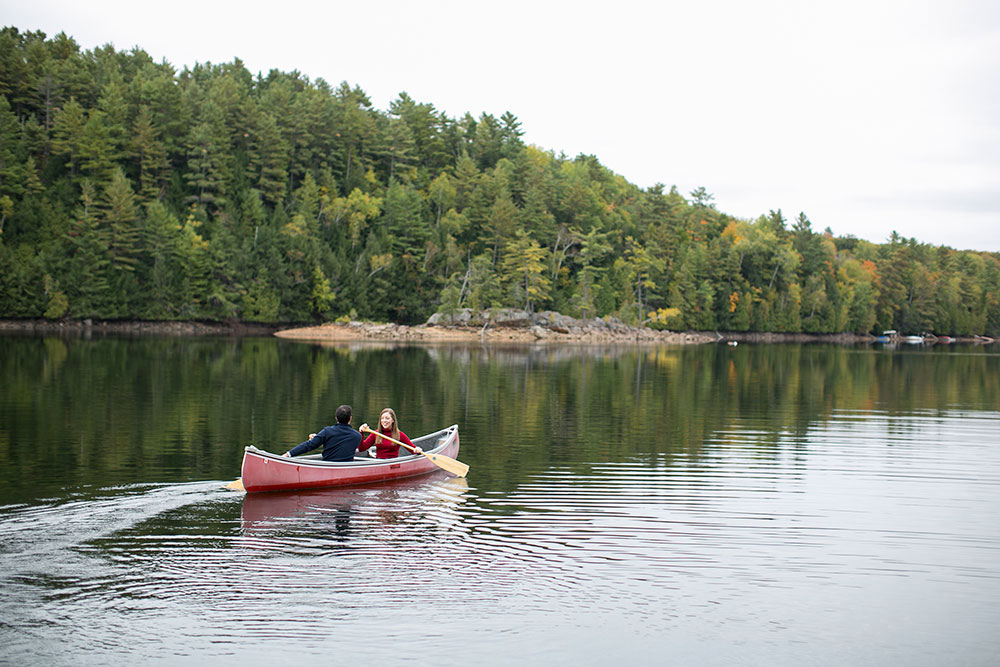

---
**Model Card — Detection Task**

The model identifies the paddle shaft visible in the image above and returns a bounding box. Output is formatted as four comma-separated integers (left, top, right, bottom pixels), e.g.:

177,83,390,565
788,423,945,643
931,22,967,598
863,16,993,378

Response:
365,427,419,454
361,426,468,477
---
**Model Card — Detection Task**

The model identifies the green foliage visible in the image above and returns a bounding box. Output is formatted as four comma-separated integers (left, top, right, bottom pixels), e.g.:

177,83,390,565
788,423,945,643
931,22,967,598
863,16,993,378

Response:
0,30,997,335
0,195,13,235
244,269,281,322
499,230,550,312
310,265,335,318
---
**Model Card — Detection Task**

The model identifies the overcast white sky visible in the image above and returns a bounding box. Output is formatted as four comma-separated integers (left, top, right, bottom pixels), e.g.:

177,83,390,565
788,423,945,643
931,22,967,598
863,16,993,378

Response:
5,0,1000,251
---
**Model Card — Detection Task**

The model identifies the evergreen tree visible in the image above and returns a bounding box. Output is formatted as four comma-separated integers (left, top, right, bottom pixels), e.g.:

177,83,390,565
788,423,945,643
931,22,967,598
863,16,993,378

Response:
427,172,456,230
49,97,87,177
500,230,550,312
570,228,612,319
100,166,141,274
0,95,25,200
482,193,518,265
334,82,376,193
184,102,230,210
96,72,128,162
140,200,183,317
130,105,169,201
65,180,112,315
255,111,290,206
622,236,665,325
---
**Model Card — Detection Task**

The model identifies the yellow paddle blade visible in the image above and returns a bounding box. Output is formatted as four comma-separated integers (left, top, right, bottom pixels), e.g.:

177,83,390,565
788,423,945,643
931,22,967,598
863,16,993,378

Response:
224,478,245,492
425,453,469,478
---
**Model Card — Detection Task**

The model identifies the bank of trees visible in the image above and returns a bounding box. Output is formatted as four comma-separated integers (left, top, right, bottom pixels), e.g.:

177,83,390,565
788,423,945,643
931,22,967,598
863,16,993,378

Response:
1,28,998,335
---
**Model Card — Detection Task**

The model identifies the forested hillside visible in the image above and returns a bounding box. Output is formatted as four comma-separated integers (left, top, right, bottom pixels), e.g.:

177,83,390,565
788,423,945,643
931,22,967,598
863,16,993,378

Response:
1,28,998,335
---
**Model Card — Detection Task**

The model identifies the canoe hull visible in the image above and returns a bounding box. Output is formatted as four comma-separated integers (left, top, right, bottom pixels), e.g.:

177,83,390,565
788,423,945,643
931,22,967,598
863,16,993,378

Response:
240,425,461,493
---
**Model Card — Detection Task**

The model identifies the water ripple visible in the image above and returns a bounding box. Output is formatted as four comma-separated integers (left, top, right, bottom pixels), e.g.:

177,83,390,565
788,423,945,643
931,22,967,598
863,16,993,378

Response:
1,411,999,664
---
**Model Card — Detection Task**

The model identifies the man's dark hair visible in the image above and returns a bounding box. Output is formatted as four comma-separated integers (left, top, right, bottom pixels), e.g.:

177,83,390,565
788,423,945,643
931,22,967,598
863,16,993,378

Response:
335,405,352,424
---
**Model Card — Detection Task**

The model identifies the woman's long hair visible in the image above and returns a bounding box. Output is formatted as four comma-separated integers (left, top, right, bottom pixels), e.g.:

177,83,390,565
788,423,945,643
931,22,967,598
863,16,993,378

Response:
376,407,400,445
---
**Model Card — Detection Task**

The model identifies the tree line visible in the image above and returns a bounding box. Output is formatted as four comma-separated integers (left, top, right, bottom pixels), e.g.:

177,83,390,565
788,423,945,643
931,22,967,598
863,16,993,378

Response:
1,27,998,335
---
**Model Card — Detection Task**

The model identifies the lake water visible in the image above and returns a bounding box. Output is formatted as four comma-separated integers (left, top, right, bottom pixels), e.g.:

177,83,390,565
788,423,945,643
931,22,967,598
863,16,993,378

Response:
1,335,998,665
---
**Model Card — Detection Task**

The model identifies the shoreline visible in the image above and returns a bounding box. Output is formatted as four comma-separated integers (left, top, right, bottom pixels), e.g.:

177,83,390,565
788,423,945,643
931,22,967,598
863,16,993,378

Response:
0,319,279,336
274,322,718,345
0,318,992,346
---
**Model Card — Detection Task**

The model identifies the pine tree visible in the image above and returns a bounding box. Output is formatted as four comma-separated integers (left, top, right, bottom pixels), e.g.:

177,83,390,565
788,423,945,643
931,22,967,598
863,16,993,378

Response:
499,230,550,312
334,82,376,193
482,194,518,265
50,97,87,177
140,200,183,317
246,108,288,206
98,167,142,304
97,73,128,162
76,110,116,182
427,172,456,230
66,180,112,315
380,180,429,257
623,236,665,325
570,228,611,319
184,102,231,209
0,95,24,199
130,105,169,201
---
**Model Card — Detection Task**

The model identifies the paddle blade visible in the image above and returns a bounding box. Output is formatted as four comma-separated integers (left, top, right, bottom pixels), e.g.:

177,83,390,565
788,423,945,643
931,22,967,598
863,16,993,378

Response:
425,453,469,478
224,478,246,492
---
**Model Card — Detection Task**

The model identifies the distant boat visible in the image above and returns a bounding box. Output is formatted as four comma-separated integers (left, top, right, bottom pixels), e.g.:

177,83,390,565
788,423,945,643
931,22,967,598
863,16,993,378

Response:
875,335,890,343
902,335,925,344
936,336,953,344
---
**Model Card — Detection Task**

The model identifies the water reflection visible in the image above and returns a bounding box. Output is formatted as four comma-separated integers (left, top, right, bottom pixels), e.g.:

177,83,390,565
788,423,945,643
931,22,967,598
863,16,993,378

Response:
243,487,355,538
239,473,468,538
1,336,998,505
1,336,999,664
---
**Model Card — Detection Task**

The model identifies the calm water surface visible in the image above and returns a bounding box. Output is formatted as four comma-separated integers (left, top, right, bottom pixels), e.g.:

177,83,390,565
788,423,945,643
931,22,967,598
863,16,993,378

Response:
1,336,998,665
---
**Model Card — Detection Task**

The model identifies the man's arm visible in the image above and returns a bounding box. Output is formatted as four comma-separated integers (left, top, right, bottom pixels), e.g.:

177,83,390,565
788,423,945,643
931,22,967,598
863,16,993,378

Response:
284,431,323,457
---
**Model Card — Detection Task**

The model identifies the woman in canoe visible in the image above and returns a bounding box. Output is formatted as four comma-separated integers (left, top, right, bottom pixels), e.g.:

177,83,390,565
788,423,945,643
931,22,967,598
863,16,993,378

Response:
359,408,420,459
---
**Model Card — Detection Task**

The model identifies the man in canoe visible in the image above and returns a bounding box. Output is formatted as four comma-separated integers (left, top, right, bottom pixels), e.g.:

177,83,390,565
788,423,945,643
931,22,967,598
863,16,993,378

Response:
282,404,363,461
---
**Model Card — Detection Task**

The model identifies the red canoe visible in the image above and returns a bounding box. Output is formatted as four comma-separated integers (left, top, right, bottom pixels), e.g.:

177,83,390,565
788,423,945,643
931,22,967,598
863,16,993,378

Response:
238,425,461,493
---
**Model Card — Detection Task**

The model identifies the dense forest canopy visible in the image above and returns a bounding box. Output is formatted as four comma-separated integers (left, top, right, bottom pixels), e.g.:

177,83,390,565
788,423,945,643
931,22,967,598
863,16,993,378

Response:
1,27,998,335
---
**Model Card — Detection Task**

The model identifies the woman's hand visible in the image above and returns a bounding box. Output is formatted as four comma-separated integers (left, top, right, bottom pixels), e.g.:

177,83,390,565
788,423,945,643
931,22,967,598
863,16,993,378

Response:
359,423,369,433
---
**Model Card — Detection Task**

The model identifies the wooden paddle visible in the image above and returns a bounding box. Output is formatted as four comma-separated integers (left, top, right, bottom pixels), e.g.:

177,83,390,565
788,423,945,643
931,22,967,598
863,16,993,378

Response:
225,478,245,492
361,425,469,478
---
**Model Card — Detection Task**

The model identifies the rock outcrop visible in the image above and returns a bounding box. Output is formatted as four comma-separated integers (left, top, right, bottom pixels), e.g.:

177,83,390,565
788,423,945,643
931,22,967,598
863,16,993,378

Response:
276,309,716,344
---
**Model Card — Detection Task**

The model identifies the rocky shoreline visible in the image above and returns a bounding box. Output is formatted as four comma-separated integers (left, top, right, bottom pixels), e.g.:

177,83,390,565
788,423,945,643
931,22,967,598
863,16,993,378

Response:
1,310,991,345
275,322,716,345
273,310,875,345
274,309,711,344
